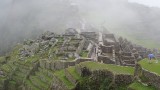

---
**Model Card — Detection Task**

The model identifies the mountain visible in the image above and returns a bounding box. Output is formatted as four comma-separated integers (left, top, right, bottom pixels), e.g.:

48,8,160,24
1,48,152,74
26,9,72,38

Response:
0,29,159,90
73,0,160,48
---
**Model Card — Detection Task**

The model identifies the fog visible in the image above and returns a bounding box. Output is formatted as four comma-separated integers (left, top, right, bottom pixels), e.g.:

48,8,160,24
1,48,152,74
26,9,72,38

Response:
72,0,160,48
0,0,80,55
0,0,160,55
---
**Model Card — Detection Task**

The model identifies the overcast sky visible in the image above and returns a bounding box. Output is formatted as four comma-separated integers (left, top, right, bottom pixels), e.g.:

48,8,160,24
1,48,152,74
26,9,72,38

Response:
129,0,160,7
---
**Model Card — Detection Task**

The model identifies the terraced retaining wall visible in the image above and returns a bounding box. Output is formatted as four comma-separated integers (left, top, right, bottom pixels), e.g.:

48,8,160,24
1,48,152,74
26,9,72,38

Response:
135,64,160,89
101,45,113,53
142,69,160,89
87,44,95,58
115,74,133,85
40,58,93,70
76,37,86,54
51,75,68,90
75,65,134,86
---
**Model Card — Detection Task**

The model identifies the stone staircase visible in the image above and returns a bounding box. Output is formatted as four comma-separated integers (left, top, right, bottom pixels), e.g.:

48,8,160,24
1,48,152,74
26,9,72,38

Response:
121,56,136,67
112,49,116,62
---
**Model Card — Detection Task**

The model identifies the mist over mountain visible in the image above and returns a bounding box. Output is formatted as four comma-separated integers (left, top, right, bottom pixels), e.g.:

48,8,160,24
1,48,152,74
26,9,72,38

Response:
73,0,160,48
0,0,80,55
0,0,160,55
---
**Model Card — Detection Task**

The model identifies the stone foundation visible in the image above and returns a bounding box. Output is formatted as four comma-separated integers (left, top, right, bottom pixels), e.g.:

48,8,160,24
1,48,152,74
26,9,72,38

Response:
98,56,115,64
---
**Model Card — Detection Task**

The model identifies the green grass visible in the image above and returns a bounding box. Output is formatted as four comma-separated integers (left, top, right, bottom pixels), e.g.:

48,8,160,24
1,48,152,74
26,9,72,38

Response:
29,76,48,89
25,79,40,90
129,82,157,90
10,44,23,60
0,77,6,85
25,55,39,64
1,64,12,73
79,61,134,75
67,57,75,61
139,59,160,75
0,57,5,64
66,66,81,80
80,50,88,57
54,69,75,89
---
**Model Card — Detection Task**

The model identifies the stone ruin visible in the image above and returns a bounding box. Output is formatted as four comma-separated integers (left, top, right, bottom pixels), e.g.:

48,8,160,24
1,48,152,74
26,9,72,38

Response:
89,31,150,67
0,28,157,90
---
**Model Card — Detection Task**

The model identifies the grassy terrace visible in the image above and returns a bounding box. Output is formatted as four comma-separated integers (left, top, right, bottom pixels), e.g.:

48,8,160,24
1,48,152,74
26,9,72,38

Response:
139,59,160,75
66,66,81,80
0,57,5,64
129,82,157,90
54,69,74,89
79,61,134,75
54,66,80,89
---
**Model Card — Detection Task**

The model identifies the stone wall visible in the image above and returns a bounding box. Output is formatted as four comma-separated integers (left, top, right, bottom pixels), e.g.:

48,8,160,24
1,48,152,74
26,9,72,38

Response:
75,64,83,76
76,37,86,54
122,52,132,56
40,59,46,68
39,58,93,70
87,44,95,58
26,61,39,79
75,64,134,89
123,60,135,64
115,74,134,85
121,56,135,60
75,58,93,64
0,79,9,90
53,61,66,70
97,55,115,64
142,69,160,89
134,64,160,89
101,45,113,53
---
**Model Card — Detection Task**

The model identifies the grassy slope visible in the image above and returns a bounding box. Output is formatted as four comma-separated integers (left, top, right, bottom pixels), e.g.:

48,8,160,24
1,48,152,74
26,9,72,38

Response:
79,61,134,75
129,82,157,90
139,59,160,75
67,66,81,80
54,66,80,89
